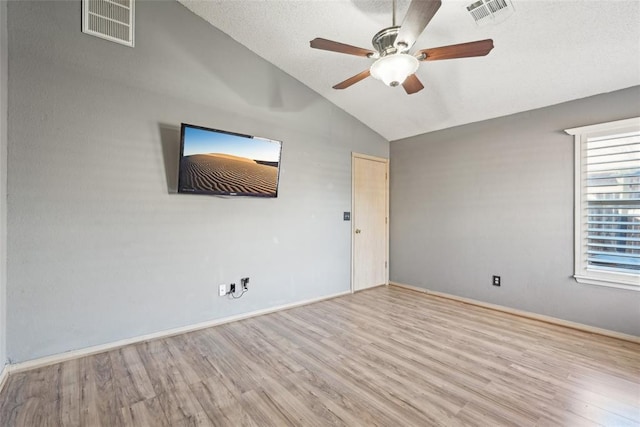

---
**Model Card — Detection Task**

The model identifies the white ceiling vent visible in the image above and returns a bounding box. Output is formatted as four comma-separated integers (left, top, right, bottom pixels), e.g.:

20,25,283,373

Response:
82,0,135,47
466,0,514,26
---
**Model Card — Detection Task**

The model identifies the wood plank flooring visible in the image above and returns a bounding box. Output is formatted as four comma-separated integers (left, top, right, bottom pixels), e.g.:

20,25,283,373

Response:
1,286,639,426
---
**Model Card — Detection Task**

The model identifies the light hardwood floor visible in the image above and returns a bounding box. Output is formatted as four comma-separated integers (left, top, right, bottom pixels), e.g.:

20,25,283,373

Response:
1,286,639,426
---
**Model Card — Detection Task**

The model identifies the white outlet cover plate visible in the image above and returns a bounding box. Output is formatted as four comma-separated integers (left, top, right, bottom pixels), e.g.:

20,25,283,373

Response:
219,284,226,296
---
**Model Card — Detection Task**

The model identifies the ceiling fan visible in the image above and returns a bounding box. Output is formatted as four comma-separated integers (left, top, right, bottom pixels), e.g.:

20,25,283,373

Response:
310,0,494,95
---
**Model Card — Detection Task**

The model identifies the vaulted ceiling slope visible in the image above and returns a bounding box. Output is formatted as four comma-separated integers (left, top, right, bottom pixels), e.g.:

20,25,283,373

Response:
179,0,640,141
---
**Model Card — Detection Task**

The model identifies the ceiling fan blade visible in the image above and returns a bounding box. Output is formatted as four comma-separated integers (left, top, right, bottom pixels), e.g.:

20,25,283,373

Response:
310,38,375,58
402,74,424,95
418,39,494,61
333,69,371,90
396,0,442,49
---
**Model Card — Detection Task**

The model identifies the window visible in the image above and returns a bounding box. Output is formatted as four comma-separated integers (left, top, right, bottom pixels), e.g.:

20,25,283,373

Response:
566,117,640,291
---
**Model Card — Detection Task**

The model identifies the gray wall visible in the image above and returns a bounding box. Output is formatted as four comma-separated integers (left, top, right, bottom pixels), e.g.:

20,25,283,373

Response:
6,0,388,363
390,86,640,336
0,0,7,368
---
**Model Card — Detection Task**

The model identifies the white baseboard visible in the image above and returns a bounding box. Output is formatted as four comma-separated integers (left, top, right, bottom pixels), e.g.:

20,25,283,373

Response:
8,290,351,375
0,363,8,394
389,281,640,344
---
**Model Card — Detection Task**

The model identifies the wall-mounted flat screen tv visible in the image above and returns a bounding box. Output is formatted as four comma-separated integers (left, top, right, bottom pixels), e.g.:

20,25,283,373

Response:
178,123,282,198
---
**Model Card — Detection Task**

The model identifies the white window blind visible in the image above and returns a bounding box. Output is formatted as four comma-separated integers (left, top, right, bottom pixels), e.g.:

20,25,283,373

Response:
566,117,640,290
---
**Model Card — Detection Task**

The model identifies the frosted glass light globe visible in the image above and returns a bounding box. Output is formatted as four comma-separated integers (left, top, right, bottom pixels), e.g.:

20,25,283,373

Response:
370,53,419,87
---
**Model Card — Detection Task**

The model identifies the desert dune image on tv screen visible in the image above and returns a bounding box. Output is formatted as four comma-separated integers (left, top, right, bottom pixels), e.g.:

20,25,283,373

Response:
179,126,281,197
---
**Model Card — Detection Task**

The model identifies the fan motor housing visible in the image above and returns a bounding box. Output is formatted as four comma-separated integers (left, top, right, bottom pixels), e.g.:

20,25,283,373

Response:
372,26,408,57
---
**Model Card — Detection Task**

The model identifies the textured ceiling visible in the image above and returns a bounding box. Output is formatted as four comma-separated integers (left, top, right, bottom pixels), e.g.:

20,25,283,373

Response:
179,0,640,141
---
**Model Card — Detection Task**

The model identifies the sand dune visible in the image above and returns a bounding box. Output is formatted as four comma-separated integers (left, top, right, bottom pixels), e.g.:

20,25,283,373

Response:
204,153,257,163
180,153,278,196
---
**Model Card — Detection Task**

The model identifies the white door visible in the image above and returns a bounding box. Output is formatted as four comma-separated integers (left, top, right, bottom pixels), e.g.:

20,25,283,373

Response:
352,153,388,292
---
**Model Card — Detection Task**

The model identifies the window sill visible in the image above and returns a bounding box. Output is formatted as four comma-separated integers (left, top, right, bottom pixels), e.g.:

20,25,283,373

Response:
574,274,640,292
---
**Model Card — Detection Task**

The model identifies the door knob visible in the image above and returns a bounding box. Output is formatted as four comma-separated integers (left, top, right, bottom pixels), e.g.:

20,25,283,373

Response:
355,229,361,234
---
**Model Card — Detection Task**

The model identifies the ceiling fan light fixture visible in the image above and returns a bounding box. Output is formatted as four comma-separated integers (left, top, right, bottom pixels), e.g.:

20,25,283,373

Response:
369,53,419,87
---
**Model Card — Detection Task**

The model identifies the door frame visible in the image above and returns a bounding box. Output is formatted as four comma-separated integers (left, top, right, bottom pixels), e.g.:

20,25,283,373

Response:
351,152,389,293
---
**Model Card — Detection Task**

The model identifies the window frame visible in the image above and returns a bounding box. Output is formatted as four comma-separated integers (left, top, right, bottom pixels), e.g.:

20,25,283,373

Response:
565,117,640,291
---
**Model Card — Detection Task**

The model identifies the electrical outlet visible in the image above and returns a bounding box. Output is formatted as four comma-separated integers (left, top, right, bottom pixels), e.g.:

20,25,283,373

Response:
219,284,226,296
492,275,501,287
